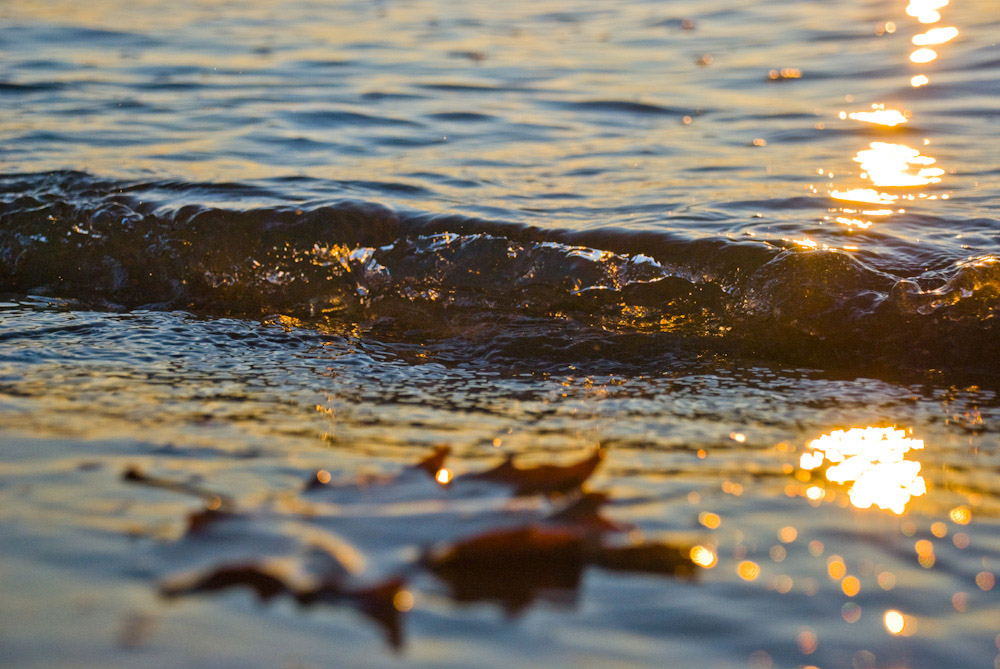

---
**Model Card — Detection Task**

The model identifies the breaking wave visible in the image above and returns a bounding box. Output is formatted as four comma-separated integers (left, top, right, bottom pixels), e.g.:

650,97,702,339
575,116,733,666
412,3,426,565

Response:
2,172,998,377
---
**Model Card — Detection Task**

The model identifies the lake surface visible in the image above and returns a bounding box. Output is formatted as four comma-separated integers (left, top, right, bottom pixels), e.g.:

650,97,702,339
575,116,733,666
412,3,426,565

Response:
1,0,999,667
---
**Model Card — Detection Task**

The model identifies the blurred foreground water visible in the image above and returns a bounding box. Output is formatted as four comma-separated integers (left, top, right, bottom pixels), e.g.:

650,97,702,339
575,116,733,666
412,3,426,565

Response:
1,0,999,666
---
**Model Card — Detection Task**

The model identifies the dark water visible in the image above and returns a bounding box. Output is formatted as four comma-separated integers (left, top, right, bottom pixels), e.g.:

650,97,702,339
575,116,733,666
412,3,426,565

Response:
2,0,999,667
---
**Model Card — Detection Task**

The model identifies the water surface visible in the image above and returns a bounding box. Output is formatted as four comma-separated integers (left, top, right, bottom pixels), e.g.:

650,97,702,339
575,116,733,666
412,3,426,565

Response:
1,0,999,667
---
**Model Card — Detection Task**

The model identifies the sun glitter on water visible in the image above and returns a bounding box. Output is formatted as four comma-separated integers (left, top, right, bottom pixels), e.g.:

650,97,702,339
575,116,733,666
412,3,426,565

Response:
906,0,949,24
854,142,944,188
843,106,908,127
798,427,927,514
823,0,958,233
690,545,718,569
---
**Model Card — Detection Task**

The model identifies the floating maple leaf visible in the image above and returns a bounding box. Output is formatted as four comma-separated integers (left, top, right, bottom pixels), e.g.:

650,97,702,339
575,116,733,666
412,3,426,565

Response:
461,448,605,495
126,443,697,651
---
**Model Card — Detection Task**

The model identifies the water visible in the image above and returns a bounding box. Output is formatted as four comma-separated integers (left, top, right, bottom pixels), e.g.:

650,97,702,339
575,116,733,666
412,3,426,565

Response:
1,0,999,667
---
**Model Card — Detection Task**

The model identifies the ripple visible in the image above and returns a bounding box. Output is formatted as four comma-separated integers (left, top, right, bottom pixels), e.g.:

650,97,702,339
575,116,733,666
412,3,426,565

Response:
283,109,422,129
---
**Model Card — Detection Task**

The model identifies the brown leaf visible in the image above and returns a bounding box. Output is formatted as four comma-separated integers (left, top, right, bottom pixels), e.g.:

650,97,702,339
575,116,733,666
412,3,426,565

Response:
163,564,409,650
545,491,627,533
305,445,450,491
160,563,289,601
427,526,587,614
462,448,605,495
296,576,407,650
185,506,236,534
410,445,450,479
123,466,231,506
590,542,697,579
350,577,407,651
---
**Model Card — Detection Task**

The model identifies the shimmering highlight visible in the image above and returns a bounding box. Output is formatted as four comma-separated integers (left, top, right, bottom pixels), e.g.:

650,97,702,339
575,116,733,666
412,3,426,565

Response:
799,428,926,514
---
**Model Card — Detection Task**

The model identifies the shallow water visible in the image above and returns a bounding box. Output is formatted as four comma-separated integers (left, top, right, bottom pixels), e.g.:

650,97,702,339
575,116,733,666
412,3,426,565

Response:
2,0,999,667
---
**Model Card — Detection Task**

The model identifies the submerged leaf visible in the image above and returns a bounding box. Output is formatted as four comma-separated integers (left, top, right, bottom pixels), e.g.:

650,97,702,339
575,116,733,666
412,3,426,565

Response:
545,491,627,533
345,577,407,651
150,441,690,645
428,526,587,569
123,466,231,506
295,576,408,650
427,526,587,614
590,542,697,579
426,521,697,613
462,448,605,495
161,563,289,601
305,445,451,491
185,506,236,534
411,445,451,479
163,562,406,649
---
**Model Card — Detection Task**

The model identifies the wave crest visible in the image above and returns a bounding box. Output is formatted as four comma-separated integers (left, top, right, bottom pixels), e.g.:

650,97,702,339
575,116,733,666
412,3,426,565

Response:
2,172,998,378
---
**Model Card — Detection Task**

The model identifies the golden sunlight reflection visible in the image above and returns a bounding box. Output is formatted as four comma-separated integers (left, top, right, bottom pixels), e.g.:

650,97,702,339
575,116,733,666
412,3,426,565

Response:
822,0,956,228
831,207,893,232
854,142,943,187
915,538,936,568
835,216,872,229
884,610,906,634
912,26,959,45
435,468,451,485
884,609,918,636
699,512,722,529
778,526,797,543
768,67,802,80
690,545,718,568
843,106,908,127
949,505,971,524
905,0,949,23
393,590,415,612
738,561,761,581
827,556,846,580
910,47,938,63
829,188,897,205
799,427,927,514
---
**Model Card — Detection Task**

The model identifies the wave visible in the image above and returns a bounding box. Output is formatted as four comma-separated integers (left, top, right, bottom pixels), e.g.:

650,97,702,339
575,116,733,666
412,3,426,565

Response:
1,172,998,378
